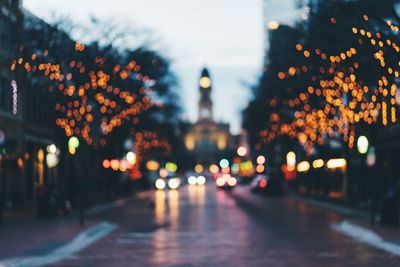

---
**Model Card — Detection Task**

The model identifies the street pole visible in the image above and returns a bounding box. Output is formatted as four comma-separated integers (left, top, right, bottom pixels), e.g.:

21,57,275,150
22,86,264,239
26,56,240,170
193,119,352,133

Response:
357,135,373,224
73,155,85,227
365,154,375,225
68,136,84,226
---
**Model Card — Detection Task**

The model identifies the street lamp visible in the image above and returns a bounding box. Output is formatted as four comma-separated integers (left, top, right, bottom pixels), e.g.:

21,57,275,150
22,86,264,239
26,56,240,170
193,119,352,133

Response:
67,136,84,225
357,135,369,154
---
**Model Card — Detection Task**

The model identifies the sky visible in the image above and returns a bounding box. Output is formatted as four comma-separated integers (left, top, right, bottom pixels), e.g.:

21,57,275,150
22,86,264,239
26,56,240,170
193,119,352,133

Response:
24,0,265,134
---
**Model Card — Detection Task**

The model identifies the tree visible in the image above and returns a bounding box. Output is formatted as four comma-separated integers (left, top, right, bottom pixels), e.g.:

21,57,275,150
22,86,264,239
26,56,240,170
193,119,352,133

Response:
13,13,183,200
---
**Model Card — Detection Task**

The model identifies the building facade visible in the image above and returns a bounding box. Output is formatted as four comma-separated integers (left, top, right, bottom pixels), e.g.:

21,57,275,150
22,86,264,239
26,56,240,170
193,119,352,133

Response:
184,69,234,165
0,4,64,213
0,0,27,210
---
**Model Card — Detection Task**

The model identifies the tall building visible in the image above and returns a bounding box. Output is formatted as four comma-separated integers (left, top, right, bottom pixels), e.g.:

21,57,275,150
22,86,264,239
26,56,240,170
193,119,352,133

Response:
198,69,214,122
263,0,309,56
0,0,24,149
263,0,308,27
184,68,234,166
0,5,65,212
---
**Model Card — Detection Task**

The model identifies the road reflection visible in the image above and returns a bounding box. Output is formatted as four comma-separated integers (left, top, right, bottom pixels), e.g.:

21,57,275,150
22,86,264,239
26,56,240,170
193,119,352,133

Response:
154,190,166,225
152,189,180,265
168,190,180,230
151,185,253,265
188,185,206,205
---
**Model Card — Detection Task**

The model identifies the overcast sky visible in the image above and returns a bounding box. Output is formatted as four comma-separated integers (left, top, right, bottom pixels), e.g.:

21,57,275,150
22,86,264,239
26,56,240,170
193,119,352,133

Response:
24,0,265,134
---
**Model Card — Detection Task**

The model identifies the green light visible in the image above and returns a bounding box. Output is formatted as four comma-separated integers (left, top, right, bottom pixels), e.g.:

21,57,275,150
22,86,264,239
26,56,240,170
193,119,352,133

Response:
68,136,80,149
165,162,178,173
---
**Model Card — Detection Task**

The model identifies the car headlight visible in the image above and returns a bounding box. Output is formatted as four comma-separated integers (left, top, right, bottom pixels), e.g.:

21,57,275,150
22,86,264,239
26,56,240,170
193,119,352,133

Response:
168,178,180,189
188,176,197,185
196,176,206,185
155,179,166,190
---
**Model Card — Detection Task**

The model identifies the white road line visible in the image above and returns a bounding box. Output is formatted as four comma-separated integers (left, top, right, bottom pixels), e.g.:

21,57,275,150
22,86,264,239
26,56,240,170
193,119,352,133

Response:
0,221,117,267
332,220,400,256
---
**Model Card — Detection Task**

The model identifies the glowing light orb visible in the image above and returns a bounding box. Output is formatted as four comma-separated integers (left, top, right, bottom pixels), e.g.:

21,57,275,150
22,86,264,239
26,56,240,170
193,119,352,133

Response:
46,153,59,168
216,177,226,187
237,146,247,156
188,176,197,185
357,136,369,154
47,144,57,154
196,176,206,185
168,178,180,189
68,136,80,149
102,159,110,169
219,159,229,169
297,161,310,173
126,151,136,165
286,151,296,167
209,164,219,174
268,20,280,30
227,177,237,187
256,155,266,165
312,159,324,169
195,164,203,173
200,76,211,88
155,179,166,190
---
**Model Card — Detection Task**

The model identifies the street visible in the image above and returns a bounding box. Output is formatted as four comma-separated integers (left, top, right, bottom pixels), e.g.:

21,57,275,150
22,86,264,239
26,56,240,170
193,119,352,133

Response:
2,1,400,266
2,184,392,267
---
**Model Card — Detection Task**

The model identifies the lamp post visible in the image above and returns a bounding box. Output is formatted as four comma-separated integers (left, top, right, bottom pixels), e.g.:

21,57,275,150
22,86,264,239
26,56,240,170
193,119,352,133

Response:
357,135,373,224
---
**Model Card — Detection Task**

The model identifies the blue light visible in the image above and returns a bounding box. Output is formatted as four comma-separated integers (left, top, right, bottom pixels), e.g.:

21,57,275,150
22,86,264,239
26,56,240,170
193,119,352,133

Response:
219,159,229,168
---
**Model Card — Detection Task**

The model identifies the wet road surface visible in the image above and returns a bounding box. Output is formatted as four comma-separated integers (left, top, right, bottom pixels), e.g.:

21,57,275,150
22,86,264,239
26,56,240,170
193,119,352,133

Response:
52,184,400,267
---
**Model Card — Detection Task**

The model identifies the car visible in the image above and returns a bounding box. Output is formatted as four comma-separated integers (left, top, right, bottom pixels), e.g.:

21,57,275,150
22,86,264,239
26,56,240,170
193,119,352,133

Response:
155,176,181,190
250,174,283,196
187,175,206,185
215,174,237,190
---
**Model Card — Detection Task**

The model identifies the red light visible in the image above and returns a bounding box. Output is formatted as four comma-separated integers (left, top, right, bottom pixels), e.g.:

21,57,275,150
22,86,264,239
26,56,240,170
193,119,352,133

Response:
259,180,267,188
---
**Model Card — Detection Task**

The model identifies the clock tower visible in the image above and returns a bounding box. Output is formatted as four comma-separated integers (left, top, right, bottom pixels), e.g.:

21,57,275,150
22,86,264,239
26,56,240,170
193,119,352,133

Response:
185,67,233,165
198,68,213,121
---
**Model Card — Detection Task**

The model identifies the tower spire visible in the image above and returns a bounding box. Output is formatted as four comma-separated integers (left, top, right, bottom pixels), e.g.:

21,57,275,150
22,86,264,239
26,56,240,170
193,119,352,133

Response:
198,68,213,121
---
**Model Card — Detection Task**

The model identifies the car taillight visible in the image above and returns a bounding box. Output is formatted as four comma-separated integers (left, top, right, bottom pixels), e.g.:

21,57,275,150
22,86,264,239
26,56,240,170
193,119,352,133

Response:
259,180,267,188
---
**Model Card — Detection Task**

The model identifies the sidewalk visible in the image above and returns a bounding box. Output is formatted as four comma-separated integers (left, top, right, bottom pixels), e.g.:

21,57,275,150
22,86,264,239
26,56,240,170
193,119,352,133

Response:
0,195,132,260
294,195,400,251
0,210,98,259
349,217,400,245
